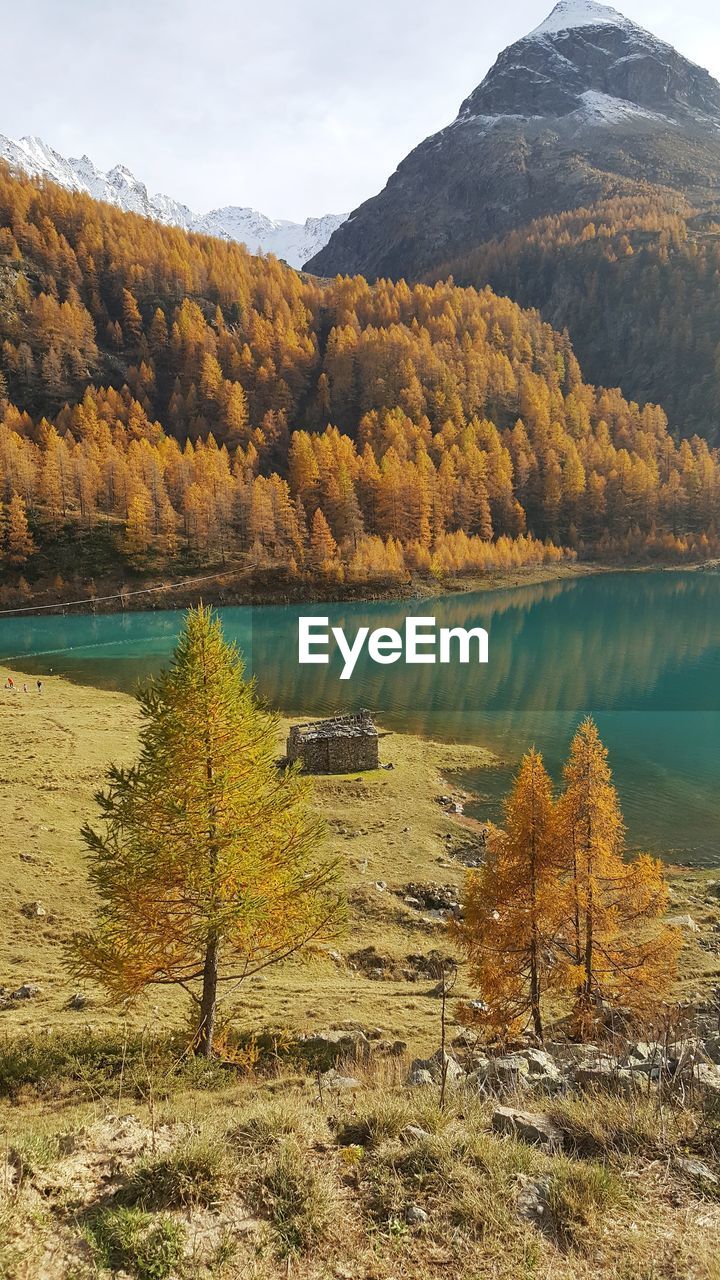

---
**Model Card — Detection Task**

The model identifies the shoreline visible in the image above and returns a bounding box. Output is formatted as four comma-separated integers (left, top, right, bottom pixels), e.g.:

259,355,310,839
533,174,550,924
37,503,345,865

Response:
1,556,716,620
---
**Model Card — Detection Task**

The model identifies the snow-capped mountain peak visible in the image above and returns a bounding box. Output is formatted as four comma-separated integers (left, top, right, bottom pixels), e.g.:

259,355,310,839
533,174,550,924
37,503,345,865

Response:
0,133,346,268
530,0,634,38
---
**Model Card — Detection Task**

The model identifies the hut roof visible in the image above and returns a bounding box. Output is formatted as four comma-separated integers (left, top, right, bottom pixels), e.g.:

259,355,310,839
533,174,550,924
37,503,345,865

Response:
290,710,377,742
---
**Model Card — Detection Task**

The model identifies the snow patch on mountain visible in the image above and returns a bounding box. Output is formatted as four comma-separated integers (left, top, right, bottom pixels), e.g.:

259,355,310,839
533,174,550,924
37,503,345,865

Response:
0,133,346,269
576,89,669,124
530,0,634,38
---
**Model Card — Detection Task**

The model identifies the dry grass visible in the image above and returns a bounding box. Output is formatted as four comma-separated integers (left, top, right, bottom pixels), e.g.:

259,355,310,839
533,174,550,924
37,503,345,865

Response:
1,664,716,1049
0,1068,718,1280
2,666,720,1278
0,666,492,1047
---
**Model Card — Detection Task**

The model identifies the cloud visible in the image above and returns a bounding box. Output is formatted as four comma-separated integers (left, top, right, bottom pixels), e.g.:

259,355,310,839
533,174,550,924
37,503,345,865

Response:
3,0,718,219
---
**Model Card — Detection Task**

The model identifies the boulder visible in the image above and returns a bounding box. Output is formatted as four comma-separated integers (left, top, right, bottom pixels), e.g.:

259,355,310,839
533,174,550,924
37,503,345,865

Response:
303,1028,371,1063
485,1054,532,1091
573,1062,637,1095
408,1048,465,1084
667,914,700,933
404,1204,428,1226
675,1156,719,1190
21,901,46,919
10,984,40,1000
492,1106,563,1150
694,1064,720,1099
516,1174,553,1225
407,1068,434,1087
319,1069,360,1091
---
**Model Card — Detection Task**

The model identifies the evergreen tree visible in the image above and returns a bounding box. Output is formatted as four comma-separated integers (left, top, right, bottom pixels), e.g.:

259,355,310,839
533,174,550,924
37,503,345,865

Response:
5,493,35,564
556,717,679,1033
454,748,560,1040
69,606,342,1056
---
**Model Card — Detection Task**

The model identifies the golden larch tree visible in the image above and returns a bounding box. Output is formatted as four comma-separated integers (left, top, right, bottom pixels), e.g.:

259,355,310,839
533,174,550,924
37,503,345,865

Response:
556,717,679,1034
69,606,343,1056
5,493,35,565
454,748,561,1041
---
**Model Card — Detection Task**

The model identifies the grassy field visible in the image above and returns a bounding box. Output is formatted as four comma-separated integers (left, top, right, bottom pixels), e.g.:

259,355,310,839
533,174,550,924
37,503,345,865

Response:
2,667,719,1045
2,668,720,1279
0,667,498,1049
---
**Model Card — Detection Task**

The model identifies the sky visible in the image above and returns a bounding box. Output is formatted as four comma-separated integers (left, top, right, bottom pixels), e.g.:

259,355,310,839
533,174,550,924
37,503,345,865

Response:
3,0,719,221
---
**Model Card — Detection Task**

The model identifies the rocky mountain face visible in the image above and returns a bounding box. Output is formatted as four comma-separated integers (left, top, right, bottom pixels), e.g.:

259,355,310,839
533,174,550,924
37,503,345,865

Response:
0,134,346,269
307,1,720,279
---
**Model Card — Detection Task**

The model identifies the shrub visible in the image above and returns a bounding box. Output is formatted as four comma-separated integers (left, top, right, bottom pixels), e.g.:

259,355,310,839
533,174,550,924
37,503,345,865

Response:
86,1207,185,1280
124,1138,233,1209
547,1161,630,1248
0,1030,227,1101
250,1138,333,1255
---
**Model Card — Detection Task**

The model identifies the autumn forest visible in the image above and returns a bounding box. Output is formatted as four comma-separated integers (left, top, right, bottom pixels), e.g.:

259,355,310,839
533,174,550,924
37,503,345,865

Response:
1,165,720,600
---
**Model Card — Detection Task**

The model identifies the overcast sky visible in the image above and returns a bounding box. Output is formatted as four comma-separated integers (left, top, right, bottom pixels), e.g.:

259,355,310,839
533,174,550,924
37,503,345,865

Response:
3,0,719,221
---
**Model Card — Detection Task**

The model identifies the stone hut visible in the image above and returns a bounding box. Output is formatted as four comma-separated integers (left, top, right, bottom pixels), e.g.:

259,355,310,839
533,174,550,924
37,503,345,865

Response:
286,710,379,774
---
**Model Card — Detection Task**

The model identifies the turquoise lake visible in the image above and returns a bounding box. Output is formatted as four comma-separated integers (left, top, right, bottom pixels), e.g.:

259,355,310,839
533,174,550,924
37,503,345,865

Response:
1,571,719,866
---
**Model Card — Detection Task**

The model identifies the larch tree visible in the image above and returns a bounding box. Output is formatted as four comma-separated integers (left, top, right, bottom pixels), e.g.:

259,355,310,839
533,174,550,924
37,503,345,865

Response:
69,605,343,1056
5,493,35,565
556,717,679,1034
309,508,340,576
453,748,560,1041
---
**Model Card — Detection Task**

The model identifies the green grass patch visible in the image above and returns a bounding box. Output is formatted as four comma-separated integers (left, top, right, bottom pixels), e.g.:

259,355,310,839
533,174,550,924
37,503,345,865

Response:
124,1137,234,1209
85,1206,185,1280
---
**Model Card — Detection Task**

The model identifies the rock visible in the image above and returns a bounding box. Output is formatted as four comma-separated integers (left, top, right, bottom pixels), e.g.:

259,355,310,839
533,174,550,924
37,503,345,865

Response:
400,1125,431,1143
694,1064,720,1099
514,1048,563,1085
407,1068,434,1087
573,1062,638,1095
374,880,387,892
21,901,46,918
675,1156,719,1189
409,1048,465,1084
492,1106,563,1151
303,1028,371,1062
404,1204,428,1226
10,984,40,1000
390,1040,407,1056
67,992,87,1010
319,1069,360,1091
485,1054,532,1091
516,1174,553,1224
464,1061,493,1094
667,914,700,933
703,1035,720,1065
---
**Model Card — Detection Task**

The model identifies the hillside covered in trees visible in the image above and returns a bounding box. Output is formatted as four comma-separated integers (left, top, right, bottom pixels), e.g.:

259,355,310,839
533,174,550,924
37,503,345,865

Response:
1,165,719,600
444,193,720,445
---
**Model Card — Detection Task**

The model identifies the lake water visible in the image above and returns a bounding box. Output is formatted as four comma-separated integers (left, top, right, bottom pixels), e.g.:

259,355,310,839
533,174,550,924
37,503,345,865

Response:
2,571,719,866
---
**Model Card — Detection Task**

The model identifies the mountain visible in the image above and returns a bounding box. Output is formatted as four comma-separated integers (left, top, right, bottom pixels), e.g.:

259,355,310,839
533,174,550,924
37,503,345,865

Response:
2,159,719,595
307,0,720,280
0,134,346,269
